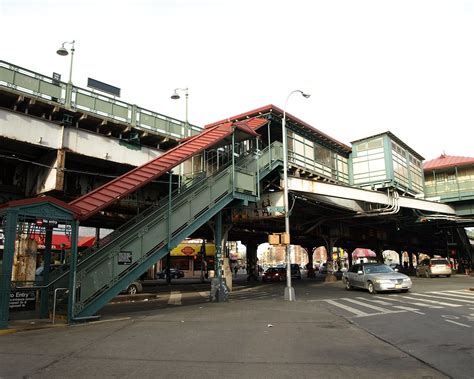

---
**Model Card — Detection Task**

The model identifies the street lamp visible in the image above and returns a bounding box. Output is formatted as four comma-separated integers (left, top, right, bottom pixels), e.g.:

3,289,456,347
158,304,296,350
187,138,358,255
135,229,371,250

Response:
56,40,75,109
282,89,310,301
56,40,75,84
170,87,189,138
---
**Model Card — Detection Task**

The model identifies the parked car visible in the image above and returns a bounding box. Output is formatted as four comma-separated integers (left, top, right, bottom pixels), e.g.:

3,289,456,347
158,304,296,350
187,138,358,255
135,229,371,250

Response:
262,267,287,282
416,258,451,278
156,268,185,279
343,263,412,294
121,280,143,295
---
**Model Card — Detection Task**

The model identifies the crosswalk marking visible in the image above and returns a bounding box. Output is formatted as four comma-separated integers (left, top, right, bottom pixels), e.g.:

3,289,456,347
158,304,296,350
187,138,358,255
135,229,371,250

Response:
356,297,392,306
391,295,463,307
342,298,403,314
435,291,474,299
445,290,474,296
323,299,371,317
428,291,474,299
413,293,474,304
374,296,443,308
393,305,425,315
168,291,182,305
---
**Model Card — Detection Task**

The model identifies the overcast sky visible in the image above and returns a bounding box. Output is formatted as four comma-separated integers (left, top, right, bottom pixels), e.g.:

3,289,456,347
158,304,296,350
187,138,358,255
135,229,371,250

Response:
1,0,473,160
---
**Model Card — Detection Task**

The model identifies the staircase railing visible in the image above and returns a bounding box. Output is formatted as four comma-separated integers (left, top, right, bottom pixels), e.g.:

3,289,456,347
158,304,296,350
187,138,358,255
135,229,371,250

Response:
51,142,283,317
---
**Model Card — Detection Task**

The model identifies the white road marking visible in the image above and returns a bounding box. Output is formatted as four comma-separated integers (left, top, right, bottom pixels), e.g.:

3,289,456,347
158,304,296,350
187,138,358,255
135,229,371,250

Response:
168,291,182,305
428,291,474,300
323,299,371,317
411,293,474,304
375,296,443,308
393,306,425,315
342,298,403,314
445,320,472,328
445,290,474,296
392,295,462,307
356,297,392,305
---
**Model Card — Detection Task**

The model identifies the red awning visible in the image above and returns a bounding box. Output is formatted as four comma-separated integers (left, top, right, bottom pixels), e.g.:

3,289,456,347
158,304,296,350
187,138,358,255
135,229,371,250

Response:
352,248,377,258
31,234,96,250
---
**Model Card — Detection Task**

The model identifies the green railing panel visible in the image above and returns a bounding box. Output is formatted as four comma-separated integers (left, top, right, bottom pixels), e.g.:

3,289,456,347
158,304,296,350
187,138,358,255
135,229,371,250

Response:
38,80,61,99
75,92,95,109
0,65,15,83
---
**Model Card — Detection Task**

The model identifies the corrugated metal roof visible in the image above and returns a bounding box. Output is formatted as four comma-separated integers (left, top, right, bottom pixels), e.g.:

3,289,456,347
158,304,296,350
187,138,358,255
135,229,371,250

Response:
423,154,474,171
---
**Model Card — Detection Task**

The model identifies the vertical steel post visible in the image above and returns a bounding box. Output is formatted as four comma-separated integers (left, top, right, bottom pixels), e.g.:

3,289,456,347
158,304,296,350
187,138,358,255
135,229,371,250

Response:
67,220,79,324
39,226,53,318
0,209,18,329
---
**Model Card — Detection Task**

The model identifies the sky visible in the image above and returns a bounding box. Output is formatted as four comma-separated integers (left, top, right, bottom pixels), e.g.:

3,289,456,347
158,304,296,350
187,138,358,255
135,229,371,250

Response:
1,0,473,160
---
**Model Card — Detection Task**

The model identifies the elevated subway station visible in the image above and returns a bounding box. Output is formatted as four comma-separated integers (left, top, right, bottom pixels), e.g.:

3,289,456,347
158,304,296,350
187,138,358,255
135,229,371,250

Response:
0,60,473,328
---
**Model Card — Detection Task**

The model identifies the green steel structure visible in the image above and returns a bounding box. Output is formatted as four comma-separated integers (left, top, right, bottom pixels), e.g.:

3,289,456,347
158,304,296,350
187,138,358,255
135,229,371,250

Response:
0,60,200,140
350,132,425,196
0,140,283,326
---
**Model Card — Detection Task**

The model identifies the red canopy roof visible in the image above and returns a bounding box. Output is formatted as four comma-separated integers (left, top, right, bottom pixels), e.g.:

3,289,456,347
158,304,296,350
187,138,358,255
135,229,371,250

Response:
423,154,474,171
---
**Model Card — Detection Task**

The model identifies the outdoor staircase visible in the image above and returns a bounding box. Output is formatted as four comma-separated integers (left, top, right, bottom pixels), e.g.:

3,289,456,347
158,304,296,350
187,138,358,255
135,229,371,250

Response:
51,142,283,318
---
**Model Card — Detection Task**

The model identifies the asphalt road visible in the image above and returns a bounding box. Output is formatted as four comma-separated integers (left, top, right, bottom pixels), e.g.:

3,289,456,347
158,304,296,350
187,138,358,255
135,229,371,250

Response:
1,273,472,378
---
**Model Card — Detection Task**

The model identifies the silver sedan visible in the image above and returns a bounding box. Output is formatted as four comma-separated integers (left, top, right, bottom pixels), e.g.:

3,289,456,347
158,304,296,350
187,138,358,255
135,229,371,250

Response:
343,263,412,294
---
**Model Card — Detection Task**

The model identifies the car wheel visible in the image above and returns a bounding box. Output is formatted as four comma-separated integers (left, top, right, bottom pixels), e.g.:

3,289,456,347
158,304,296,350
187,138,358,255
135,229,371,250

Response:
345,279,352,291
367,281,377,294
446,274,451,278
127,284,138,295
172,274,178,279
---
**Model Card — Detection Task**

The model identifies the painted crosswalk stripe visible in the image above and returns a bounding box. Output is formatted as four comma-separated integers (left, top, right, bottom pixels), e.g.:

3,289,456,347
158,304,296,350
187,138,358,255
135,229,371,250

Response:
443,290,474,297
323,299,371,317
342,298,401,313
414,293,474,304
168,291,182,305
428,291,474,300
392,295,462,307
375,296,443,308
393,306,425,315
356,297,392,306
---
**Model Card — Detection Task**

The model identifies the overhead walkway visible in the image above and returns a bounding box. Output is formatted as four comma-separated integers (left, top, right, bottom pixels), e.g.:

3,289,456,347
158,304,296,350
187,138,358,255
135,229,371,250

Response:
51,139,283,318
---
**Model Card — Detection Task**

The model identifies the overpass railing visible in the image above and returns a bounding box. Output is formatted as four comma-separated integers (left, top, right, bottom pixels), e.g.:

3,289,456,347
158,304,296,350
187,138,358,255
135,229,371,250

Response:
0,60,200,139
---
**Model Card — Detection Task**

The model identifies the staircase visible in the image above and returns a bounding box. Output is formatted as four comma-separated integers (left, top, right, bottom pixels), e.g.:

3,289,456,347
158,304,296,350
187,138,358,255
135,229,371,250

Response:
52,142,283,318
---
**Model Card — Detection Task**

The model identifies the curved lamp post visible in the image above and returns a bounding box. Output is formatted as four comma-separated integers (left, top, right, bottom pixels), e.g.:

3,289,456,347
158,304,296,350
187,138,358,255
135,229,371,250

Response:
283,89,310,301
56,40,75,108
170,87,189,138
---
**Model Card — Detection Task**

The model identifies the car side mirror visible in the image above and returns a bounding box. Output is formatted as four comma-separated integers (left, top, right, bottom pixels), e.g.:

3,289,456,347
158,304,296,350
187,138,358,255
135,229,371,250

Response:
357,270,363,275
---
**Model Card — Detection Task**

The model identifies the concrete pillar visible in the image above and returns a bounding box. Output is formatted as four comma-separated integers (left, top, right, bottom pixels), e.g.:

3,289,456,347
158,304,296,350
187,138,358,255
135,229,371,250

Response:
325,238,338,282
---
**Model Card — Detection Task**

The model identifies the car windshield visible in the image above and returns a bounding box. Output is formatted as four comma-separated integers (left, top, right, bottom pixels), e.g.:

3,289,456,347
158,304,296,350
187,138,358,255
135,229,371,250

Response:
364,265,393,274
